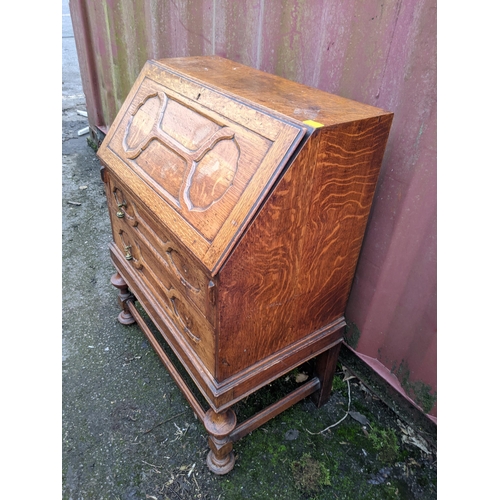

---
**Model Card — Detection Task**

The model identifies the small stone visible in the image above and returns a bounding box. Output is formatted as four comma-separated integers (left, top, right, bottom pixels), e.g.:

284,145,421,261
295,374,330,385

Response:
285,429,299,441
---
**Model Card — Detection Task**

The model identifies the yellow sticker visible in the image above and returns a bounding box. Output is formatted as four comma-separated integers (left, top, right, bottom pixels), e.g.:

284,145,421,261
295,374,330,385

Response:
303,119,324,128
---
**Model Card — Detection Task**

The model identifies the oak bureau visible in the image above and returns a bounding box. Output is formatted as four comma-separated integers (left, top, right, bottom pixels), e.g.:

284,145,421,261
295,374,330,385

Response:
97,55,393,474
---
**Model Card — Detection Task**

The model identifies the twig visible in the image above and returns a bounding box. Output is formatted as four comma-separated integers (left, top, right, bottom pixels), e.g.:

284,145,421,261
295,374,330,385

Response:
67,201,81,206
306,379,352,435
142,460,161,468
141,460,162,473
142,410,187,434
192,473,199,489
171,422,190,442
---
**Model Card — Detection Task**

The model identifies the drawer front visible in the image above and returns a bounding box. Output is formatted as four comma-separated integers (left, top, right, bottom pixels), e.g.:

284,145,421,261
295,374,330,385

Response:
110,220,216,371
107,175,216,325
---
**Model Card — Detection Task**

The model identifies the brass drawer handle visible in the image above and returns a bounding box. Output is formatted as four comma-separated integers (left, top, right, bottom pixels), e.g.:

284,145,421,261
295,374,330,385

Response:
116,200,127,218
124,245,133,260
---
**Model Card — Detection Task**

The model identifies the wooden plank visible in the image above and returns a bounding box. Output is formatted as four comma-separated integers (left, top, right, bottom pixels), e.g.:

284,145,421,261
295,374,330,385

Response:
127,300,207,422
230,377,321,442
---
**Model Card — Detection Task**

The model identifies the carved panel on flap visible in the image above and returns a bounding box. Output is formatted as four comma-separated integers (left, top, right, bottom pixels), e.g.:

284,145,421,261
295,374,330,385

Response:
121,91,239,215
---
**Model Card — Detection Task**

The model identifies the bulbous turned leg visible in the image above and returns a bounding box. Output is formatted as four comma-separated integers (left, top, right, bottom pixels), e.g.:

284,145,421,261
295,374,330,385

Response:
110,272,136,325
203,408,237,475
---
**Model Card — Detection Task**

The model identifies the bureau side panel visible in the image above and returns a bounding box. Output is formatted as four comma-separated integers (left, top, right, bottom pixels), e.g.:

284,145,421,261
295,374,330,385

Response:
296,114,393,335
217,136,319,380
217,114,393,381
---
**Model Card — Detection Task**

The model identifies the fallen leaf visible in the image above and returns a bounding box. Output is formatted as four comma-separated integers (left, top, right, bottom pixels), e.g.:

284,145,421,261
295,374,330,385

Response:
397,421,431,454
342,366,357,382
295,372,309,383
401,434,431,455
359,383,373,395
349,411,370,426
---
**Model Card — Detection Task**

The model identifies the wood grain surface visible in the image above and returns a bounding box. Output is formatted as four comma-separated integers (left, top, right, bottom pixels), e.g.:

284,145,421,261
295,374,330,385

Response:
217,115,393,380
99,56,393,417
157,56,390,127
98,59,307,273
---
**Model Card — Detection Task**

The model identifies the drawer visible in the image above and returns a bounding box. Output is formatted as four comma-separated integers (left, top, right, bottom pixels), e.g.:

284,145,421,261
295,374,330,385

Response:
110,222,216,372
106,175,216,325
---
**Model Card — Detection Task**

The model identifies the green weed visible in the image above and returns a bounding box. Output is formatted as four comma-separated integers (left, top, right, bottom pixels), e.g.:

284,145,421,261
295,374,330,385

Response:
291,453,331,495
368,427,400,463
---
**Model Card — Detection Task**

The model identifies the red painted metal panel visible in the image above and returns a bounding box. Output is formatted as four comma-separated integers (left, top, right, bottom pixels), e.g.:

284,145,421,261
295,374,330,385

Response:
69,0,437,419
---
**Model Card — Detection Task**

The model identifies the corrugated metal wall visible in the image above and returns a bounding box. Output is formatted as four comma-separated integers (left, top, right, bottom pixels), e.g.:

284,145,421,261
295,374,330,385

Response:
69,0,437,419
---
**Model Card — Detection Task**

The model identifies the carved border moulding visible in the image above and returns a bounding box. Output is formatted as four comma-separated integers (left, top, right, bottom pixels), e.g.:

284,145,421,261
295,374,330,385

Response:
170,297,202,344
131,213,203,295
122,92,240,214
164,248,201,294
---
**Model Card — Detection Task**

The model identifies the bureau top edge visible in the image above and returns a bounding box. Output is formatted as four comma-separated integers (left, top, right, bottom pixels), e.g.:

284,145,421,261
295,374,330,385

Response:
155,55,393,128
